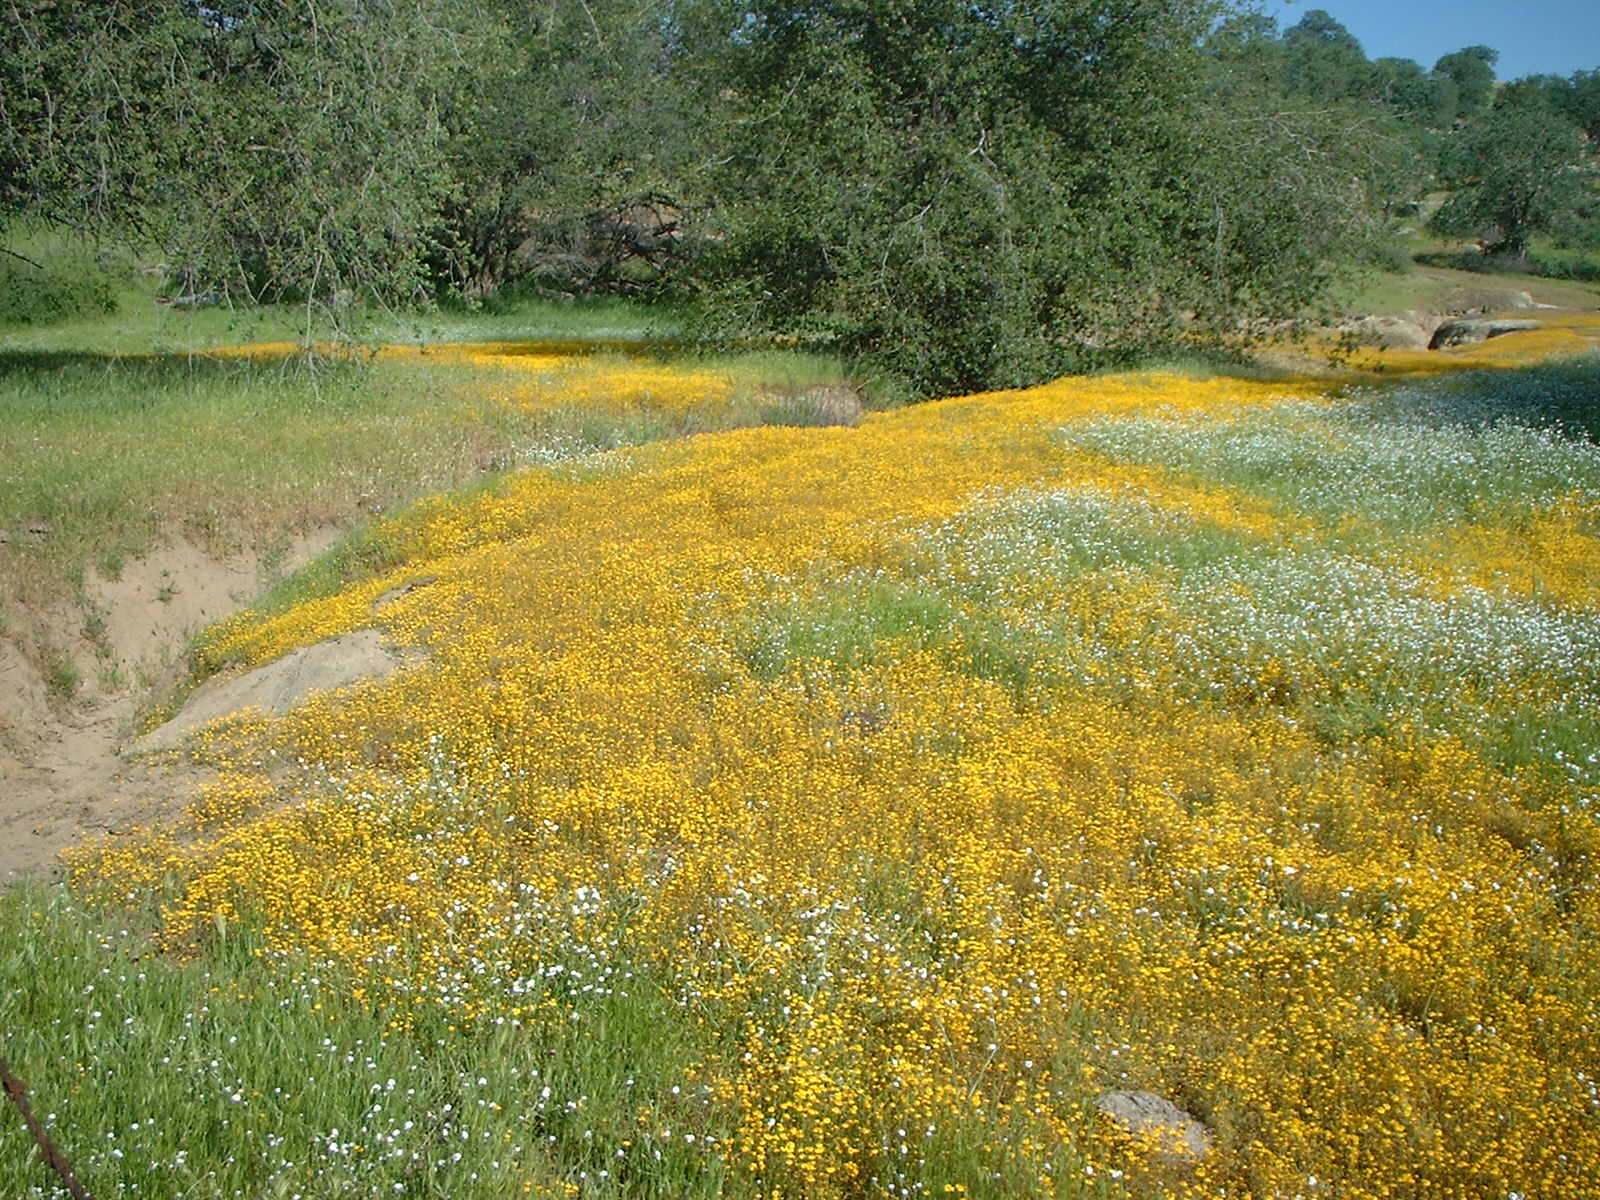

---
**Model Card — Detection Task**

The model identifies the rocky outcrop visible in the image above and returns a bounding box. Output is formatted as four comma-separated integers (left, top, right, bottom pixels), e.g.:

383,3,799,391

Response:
1343,312,1437,350
127,629,416,754
1094,1089,1213,1162
1428,318,1543,349
1446,288,1537,313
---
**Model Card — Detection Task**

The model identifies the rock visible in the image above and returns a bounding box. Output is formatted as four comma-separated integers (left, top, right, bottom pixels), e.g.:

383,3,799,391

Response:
127,629,416,754
1094,1090,1212,1161
1446,289,1536,314
373,576,438,612
1428,318,1543,349
1342,312,1436,350
0,520,54,545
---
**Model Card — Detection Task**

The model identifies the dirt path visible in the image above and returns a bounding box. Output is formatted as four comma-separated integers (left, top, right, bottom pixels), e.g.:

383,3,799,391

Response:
0,530,339,882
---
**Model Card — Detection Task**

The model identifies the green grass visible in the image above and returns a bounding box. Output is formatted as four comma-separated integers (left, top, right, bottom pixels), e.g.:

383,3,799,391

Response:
1,869,1100,1199
0,880,734,1199
0,316,857,626
0,286,676,359
731,486,1263,707
2,227,681,357
1100,351,1301,385
389,294,683,347
704,348,853,391
1332,267,1452,315
1333,259,1600,317
43,654,80,700
0,227,305,355
0,353,510,608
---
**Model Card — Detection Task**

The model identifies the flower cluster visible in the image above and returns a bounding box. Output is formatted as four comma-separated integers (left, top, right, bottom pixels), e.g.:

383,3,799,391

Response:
61,352,1600,1197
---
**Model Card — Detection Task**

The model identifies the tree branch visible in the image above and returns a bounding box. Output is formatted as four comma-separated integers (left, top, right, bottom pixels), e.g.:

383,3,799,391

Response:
0,1056,96,1200
0,245,46,271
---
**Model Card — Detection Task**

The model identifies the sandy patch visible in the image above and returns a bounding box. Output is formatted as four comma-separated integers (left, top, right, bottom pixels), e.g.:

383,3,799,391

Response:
129,629,416,754
0,527,339,882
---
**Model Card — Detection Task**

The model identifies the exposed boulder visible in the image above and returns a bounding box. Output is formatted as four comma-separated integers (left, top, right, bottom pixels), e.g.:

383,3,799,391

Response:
0,520,53,545
1342,311,1437,350
1429,318,1543,349
127,629,416,754
1446,288,1536,314
1094,1090,1213,1162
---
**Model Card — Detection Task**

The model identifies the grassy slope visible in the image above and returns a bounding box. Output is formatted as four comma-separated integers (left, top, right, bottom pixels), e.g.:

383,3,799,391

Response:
3,338,1597,1198
1333,218,1600,317
5,237,1600,1198
1335,260,1600,316
0,278,852,630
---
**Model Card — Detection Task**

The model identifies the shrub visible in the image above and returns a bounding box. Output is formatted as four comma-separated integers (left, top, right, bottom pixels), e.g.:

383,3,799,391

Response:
0,255,117,325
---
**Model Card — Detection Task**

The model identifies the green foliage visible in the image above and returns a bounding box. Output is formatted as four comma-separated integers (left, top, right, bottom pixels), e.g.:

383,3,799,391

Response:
1526,243,1600,283
1285,8,1363,54
0,0,190,238
0,252,116,326
1283,9,1374,102
3,1,484,324
0,882,724,1199
1434,46,1499,117
1502,69,1600,143
1237,12,1460,135
1427,73,1462,128
434,0,694,299
1560,69,1600,141
159,1,476,318
1432,99,1595,255
1372,56,1458,128
0,0,1534,394
686,0,1406,396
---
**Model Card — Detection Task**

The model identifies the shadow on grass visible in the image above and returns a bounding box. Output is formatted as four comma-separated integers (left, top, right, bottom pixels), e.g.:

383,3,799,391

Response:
0,348,380,421
0,346,331,380
0,348,199,378
0,338,680,383
1414,249,1600,284
1361,357,1600,441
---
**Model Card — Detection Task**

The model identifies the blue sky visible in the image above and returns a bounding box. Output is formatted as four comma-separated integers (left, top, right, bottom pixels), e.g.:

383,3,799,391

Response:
1263,0,1599,80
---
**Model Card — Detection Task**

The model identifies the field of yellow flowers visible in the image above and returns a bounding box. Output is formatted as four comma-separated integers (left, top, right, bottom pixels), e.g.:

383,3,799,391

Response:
6,331,1600,1198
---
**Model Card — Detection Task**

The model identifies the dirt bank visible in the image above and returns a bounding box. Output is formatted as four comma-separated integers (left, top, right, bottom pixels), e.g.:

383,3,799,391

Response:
0,529,338,882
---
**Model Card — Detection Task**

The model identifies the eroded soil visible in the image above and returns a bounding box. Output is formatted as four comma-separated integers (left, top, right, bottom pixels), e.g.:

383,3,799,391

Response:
0,530,338,881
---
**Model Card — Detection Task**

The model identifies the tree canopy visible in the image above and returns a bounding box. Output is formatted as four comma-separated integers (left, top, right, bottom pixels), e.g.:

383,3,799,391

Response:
1435,45,1499,117
684,0,1410,391
1,0,1595,393
1432,98,1595,256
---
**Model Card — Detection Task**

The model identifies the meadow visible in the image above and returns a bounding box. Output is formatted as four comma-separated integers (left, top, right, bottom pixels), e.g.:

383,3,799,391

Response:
0,317,853,633
3,309,1600,1197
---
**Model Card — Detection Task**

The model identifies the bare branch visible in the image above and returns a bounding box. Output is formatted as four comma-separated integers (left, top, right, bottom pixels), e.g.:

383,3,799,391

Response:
0,1056,97,1200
